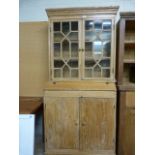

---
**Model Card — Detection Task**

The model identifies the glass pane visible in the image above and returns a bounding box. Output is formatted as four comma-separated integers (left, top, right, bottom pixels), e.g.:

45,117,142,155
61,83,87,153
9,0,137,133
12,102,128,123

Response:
85,20,93,30
54,22,60,31
54,60,64,68
103,41,111,57
85,42,92,51
68,32,78,41
94,65,101,77
62,40,69,58
94,21,102,31
85,68,92,77
54,69,61,78
93,41,102,55
99,31,111,40
54,32,64,42
71,69,78,77
102,69,110,77
99,59,110,67
71,22,78,31
63,65,70,77
85,60,96,67
68,60,78,68
85,31,96,42
54,43,60,57
71,43,78,57
85,42,92,57
62,22,70,35
103,20,112,30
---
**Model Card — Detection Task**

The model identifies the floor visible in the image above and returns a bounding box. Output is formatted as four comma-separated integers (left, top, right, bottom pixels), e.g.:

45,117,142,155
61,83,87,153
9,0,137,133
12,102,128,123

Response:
35,111,44,155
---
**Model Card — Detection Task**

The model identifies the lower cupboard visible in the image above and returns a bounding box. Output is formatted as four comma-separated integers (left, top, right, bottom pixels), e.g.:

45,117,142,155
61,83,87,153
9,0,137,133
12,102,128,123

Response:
44,91,116,155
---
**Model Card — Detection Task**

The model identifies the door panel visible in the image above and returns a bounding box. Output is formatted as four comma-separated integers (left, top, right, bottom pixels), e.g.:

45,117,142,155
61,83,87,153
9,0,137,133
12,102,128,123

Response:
45,97,79,150
80,98,115,151
52,20,81,79
84,19,113,79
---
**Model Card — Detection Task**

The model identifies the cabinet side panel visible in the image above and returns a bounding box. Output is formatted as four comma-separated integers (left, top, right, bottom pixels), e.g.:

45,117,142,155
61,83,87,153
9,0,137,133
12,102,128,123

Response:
118,91,135,155
116,19,125,85
125,91,135,155
80,98,115,151
44,97,79,150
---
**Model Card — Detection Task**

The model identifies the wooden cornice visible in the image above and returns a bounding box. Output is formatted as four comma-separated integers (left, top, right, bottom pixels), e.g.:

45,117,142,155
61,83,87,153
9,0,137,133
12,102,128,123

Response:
46,6,119,17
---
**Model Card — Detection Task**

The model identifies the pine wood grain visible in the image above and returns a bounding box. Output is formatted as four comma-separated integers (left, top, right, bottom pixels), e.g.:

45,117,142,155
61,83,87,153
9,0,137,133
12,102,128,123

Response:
45,97,79,150
80,98,115,151
44,81,116,91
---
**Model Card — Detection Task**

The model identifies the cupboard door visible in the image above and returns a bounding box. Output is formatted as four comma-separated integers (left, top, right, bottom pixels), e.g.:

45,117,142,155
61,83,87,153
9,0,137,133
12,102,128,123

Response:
52,20,81,80
80,98,115,151
84,19,113,79
45,97,79,150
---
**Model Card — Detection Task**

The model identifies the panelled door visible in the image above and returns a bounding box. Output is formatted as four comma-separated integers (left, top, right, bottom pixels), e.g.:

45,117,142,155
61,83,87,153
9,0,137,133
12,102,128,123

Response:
44,97,79,150
80,98,115,151
45,97,115,152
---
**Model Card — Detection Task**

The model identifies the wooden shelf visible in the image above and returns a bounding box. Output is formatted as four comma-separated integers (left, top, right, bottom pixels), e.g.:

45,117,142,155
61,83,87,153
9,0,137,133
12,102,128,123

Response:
118,83,135,91
124,40,135,44
123,59,135,63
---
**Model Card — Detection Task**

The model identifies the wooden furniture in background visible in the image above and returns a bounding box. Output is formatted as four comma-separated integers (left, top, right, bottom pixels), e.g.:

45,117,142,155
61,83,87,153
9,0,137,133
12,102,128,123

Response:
19,97,43,114
117,91,135,155
116,12,135,89
44,7,119,155
116,12,135,155
19,96,44,144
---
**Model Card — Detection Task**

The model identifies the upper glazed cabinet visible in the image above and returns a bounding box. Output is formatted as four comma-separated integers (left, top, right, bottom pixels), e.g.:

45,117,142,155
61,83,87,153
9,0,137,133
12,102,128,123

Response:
46,7,119,81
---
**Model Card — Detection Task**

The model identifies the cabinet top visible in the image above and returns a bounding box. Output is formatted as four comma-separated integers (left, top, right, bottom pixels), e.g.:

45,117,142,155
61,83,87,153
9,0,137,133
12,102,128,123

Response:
120,12,135,18
46,6,119,17
44,81,116,91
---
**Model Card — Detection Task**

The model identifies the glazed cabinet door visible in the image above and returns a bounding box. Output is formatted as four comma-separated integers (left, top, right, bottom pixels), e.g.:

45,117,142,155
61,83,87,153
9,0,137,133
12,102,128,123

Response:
44,97,79,151
51,20,82,80
83,18,115,80
80,98,115,151
50,17,116,82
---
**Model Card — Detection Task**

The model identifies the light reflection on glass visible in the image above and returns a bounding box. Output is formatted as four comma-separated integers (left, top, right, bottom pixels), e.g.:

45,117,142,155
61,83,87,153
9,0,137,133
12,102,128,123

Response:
103,20,112,30
93,41,102,54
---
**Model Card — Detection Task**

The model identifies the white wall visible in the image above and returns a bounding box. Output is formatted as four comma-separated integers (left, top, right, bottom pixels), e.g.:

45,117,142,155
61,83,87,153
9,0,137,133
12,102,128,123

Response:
19,0,135,22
